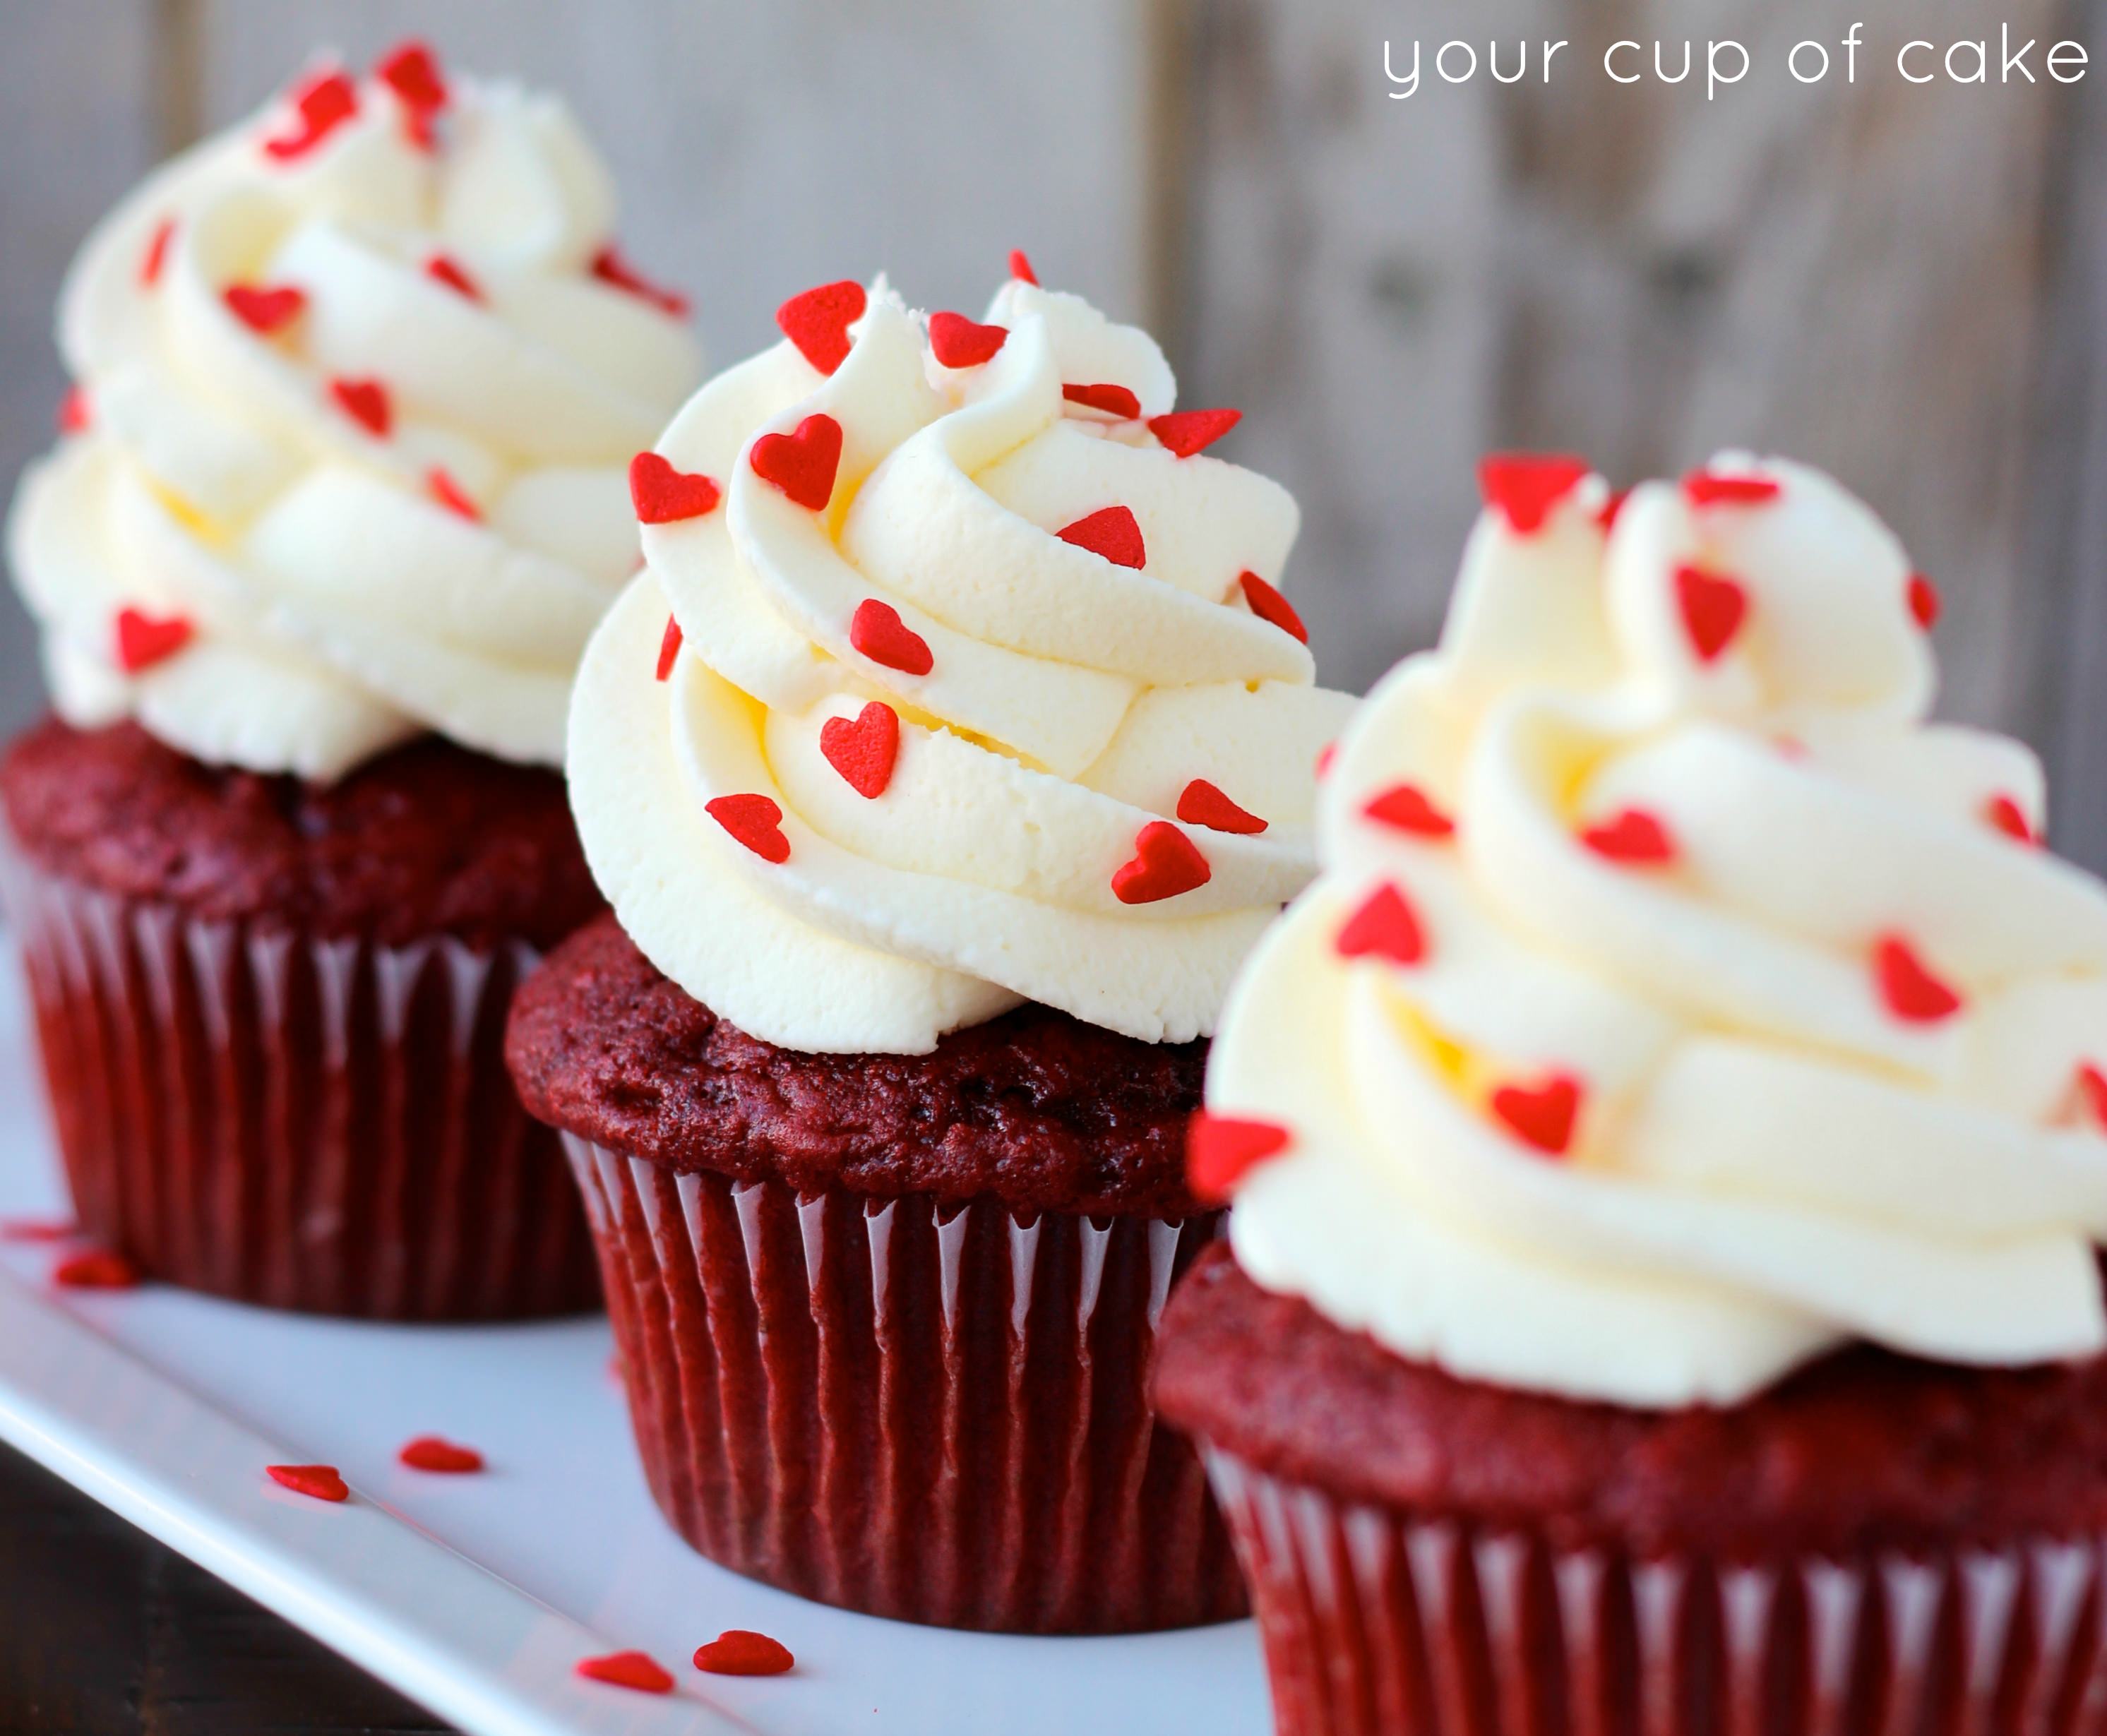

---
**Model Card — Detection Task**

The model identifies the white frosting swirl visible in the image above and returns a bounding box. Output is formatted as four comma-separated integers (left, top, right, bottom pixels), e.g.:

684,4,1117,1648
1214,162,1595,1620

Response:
7,47,703,780
571,277,1351,1053
1212,455,2107,1407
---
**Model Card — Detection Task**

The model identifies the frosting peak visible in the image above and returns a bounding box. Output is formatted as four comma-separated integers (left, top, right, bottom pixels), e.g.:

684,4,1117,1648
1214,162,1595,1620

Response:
10,43,703,781
1212,453,2107,1408
569,270,1352,1053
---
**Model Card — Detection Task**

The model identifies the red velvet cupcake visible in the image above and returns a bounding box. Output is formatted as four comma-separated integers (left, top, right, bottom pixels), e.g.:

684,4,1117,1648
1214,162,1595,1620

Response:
1154,453,2107,1732
510,914,1230,1631
1,43,700,1317
1159,1249,2107,1736
510,265,1350,1628
3,721,604,1316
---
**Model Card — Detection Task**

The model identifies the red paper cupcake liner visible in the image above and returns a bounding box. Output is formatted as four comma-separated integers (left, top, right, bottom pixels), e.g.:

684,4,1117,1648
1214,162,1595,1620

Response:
566,1135,1247,1633
1203,1446,2107,1736
1,845,598,1319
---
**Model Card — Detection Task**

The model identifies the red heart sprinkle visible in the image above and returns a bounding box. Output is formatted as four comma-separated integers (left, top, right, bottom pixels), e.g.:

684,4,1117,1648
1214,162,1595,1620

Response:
929,311,1008,368
330,377,391,438
1491,1074,1582,1157
849,599,933,676
776,280,866,374
1237,570,1307,642
2077,1062,2107,1130
114,607,194,673
262,68,359,161
751,413,843,511
58,386,91,434
575,1651,672,1694
398,1435,483,1473
1363,783,1454,839
1335,882,1426,966
1111,820,1210,904
1983,794,2036,844
376,40,446,113
1008,249,1039,285
1315,743,1337,779
224,282,307,333
1675,565,1746,663
1,1218,76,1243
707,794,790,863
1597,487,1632,532
820,701,901,798
53,1250,138,1289
1682,469,1780,508
1057,505,1145,570
1580,808,1677,866
1187,1111,1291,1203
1908,573,1941,630
266,1463,348,1502
1478,453,1589,534
140,217,177,287
1063,382,1142,419
629,452,720,523
426,253,481,300
655,616,683,682
1149,408,1242,458
591,246,688,318
1177,778,1267,834
426,467,480,522
694,1631,796,1677
1873,935,1962,1023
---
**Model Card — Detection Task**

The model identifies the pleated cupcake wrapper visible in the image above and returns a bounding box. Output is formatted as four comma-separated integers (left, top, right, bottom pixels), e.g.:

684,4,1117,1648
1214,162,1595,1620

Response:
0,843,597,1319
566,1135,1246,1634
1204,1446,2107,1736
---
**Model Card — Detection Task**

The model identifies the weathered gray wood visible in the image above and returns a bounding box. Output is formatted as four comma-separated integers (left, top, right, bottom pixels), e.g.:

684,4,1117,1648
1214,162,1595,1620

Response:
8,0,2107,881
191,0,1155,363
0,0,165,740
1175,0,2072,756
1173,0,1510,698
2022,0,2107,870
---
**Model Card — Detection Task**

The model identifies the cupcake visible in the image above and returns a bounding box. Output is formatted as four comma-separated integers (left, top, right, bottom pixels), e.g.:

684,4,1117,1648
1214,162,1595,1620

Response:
1,42,703,1318
506,262,1353,1630
1154,453,2107,1733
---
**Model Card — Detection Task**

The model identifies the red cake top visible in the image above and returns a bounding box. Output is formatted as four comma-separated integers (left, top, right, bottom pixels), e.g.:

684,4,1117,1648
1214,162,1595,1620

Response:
1,717,597,950
1155,1247,2107,1560
505,914,1207,1216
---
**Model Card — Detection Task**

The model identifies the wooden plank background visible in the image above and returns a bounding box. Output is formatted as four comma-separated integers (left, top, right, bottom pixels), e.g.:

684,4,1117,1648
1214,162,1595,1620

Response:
5,0,2106,861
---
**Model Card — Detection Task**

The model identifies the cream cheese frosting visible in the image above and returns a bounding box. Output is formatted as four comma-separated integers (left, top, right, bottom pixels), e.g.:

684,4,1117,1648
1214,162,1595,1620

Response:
1205,453,2107,1408
569,268,1353,1054
8,42,703,782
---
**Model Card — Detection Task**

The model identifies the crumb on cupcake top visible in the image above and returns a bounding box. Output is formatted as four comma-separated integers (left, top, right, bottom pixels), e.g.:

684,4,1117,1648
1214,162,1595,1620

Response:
506,913,1207,1214
1,715,598,948
1156,1245,2107,1560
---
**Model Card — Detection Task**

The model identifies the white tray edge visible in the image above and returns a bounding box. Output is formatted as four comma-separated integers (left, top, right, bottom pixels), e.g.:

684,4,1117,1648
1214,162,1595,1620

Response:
0,1267,734,1736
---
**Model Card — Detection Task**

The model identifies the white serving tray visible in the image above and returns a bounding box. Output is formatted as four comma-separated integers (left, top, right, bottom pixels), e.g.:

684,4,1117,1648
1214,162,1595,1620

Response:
0,955,1269,1736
